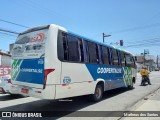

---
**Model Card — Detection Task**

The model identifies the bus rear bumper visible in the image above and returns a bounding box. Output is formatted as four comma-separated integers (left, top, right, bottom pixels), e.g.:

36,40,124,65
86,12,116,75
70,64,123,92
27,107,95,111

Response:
10,84,56,99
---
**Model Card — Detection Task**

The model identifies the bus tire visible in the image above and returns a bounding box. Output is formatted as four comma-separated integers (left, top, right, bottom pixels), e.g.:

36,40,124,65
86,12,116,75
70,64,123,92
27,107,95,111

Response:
128,83,134,90
90,84,103,102
128,85,134,90
128,77,135,90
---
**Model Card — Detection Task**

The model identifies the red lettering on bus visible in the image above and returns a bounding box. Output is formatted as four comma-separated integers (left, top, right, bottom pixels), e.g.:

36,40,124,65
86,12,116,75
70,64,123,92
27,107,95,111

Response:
30,33,45,42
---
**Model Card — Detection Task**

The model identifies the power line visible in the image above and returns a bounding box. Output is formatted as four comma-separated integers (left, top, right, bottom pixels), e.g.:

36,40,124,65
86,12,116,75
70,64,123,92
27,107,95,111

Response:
0,28,19,34
0,32,18,37
125,38,160,46
109,23,160,34
125,43,160,47
0,19,30,28
124,42,160,48
121,37,160,48
21,0,70,21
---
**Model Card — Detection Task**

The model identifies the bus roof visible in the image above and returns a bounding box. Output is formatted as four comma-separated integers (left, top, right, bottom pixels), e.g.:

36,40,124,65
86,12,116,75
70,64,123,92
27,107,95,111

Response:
19,24,133,55
68,31,114,48
66,31,133,55
19,25,50,35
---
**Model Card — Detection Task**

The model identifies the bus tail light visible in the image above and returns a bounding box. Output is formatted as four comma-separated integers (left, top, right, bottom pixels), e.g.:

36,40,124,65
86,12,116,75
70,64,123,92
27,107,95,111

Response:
43,69,55,89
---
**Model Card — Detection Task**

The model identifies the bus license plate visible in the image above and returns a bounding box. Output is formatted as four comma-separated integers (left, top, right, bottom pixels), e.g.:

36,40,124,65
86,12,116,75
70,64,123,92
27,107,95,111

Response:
21,88,28,94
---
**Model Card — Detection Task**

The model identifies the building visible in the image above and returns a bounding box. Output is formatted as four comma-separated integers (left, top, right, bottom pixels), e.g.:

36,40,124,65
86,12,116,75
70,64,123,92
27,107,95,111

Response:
0,50,11,66
135,54,156,71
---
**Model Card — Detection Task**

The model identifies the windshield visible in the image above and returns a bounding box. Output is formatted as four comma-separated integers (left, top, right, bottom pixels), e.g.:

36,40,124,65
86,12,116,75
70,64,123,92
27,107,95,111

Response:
12,29,48,59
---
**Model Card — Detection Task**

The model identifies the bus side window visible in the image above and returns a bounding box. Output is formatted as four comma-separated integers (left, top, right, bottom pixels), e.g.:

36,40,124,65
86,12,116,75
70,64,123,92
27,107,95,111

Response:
62,33,69,61
130,56,136,68
125,54,134,67
57,31,68,61
133,57,137,68
101,46,110,65
83,40,89,63
88,41,99,63
96,44,99,63
111,49,119,66
98,45,102,64
125,54,130,67
78,38,84,62
117,50,121,66
110,48,113,65
67,35,80,62
120,52,126,67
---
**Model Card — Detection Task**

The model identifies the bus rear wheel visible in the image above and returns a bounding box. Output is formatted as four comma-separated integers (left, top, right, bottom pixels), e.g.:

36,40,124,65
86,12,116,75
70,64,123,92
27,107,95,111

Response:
90,84,103,102
128,77,135,90
128,85,134,90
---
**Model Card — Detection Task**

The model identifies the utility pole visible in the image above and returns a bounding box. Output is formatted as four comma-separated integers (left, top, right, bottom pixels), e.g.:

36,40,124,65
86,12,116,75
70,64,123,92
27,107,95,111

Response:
144,49,145,66
157,55,159,68
102,33,111,43
143,49,149,66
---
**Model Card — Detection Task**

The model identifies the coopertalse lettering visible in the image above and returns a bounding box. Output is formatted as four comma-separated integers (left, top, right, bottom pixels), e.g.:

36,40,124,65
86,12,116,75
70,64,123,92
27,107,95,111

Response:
21,68,43,73
97,67,122,74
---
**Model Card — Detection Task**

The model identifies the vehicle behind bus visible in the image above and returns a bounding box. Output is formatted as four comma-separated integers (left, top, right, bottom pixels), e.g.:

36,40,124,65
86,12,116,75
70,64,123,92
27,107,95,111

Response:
0,66,12,94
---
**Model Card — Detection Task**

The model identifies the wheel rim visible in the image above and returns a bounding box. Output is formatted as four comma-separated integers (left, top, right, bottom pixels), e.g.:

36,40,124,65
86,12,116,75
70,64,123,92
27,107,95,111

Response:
95,87,102,99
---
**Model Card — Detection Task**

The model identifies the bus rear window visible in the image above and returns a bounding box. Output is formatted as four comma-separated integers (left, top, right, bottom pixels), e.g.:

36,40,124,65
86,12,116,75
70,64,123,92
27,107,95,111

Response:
12,29,48,59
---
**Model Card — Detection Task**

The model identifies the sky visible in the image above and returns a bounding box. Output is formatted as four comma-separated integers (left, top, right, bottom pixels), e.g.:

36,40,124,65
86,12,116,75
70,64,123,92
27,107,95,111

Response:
0,0,160,57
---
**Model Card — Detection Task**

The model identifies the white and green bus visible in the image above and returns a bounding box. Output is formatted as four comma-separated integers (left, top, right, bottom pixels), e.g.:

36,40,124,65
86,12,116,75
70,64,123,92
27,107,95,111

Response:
11,24,137,101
